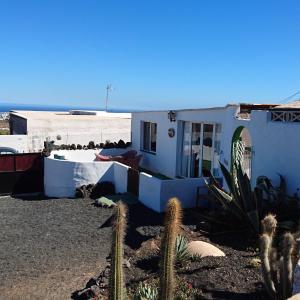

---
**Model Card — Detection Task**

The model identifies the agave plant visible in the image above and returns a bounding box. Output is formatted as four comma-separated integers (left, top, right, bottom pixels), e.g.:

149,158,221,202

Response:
174,235,190,266
134,283,158,300
205,161,261,234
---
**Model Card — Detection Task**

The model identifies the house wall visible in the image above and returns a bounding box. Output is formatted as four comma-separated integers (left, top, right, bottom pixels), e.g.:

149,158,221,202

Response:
233,111,300,195
133,105,300,201
0,135,28,152
9,115,27,135
131,106,238,178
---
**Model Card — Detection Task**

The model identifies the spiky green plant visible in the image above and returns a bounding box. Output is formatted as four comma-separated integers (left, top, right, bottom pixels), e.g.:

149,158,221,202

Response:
175,234,190,266
134,283,158,300
109,201,127,300
205,161,261,233
260,214,295,300
159,198,182,300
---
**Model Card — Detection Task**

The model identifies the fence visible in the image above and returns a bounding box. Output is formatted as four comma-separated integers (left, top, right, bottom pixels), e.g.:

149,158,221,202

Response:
0,153,44,195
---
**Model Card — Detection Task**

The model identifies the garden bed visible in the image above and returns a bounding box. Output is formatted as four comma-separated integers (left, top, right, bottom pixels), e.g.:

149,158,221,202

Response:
74,204,265,299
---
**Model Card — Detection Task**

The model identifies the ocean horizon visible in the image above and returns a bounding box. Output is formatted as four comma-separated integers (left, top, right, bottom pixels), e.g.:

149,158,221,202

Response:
0,103,134,113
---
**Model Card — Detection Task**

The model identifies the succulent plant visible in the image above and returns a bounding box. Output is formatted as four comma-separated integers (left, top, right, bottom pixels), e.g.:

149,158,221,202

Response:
174,234,190,266
159,198,182,300
260,214,296,299
134,283,158,300
109,202,127,300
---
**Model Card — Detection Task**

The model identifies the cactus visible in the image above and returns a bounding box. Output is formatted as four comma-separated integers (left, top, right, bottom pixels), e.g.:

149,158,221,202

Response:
281,233,294,299
159,198,182,300
260,214,295,299
109,201,127,300
260,233,277,298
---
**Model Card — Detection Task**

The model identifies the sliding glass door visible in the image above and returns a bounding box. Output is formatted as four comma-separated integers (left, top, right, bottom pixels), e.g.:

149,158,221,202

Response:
178,121,219,178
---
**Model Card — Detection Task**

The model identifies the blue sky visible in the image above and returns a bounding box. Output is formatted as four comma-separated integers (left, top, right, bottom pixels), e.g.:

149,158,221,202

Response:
0,0,300,110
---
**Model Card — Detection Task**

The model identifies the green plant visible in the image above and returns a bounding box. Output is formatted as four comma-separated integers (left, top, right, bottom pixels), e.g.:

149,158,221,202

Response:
134,283,158,300
175,235,190,266
260,214,297,299
159,198,182,300
109,201,127,300
205,161,261,233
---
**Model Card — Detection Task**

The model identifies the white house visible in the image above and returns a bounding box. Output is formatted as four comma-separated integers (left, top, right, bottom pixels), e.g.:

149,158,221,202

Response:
131,101,300,212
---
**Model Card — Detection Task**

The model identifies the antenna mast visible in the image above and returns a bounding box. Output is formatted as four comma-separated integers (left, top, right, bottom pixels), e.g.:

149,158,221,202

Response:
105,84,112,111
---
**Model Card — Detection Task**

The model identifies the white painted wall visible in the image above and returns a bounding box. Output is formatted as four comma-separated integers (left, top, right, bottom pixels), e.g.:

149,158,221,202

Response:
139,172,163,212
44,158,129,198
139,172,207,212
233,111,300,195
50,148,131,162
160,177,206,211
0,135,28,152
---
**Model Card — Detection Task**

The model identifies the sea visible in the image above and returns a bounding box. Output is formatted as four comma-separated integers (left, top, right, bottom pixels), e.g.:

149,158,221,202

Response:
0,103,132,113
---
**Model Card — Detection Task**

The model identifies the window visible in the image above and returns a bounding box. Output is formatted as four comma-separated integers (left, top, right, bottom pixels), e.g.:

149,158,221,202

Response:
141,121,157,152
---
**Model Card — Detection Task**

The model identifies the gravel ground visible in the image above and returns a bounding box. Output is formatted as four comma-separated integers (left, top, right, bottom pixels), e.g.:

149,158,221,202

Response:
0,196,113,300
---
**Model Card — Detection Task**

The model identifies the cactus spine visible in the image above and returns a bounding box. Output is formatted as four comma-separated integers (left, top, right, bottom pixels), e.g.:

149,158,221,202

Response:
159,198,182,300
109,201,127,300
260,214,295,300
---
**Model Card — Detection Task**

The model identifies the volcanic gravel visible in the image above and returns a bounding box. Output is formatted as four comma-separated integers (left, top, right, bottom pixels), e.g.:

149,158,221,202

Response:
0,196,113,300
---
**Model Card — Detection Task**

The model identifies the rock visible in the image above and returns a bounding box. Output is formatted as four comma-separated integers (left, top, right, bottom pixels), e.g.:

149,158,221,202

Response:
90,285,101,297
187,241,225,257
123,258,131,268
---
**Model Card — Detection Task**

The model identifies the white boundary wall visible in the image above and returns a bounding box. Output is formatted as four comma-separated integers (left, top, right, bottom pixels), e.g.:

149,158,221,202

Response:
49,148,131,162
0,135,28,152
44,156,129,198
139,172,206,212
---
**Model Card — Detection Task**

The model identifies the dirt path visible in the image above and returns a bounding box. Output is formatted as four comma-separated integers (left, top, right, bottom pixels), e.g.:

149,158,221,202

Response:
0,196,113,300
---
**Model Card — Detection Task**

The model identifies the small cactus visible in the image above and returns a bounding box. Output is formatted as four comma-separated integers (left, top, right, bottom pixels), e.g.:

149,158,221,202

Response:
159,198,182,300
281,233,294,299
260,233,276,298
261,214,277,237
260,214,295,299
109,202,127,300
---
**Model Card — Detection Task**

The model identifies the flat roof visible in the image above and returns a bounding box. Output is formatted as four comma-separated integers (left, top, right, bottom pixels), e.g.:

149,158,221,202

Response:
131,104,239,114
10,110,131,120
271,99,300,110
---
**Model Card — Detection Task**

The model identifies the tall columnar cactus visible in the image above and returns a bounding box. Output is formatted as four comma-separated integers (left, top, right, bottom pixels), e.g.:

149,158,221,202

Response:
281,233,294,299
260,214,295,299
109,201,127,300
159,198,182,300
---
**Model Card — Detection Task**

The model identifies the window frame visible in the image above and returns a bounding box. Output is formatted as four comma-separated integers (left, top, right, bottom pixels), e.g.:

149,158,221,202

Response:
140,121,157,154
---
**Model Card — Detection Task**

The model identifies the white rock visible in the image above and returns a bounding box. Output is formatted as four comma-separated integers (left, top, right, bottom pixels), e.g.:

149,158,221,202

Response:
187,241,225,257
288,294,300,300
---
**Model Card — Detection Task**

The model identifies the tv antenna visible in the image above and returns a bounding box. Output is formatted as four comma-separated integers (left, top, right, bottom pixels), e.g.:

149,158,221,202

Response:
105,84,113,111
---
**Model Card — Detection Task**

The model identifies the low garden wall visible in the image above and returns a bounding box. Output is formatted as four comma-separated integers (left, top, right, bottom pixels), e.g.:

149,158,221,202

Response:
139,172,207,212
44,149,130,198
